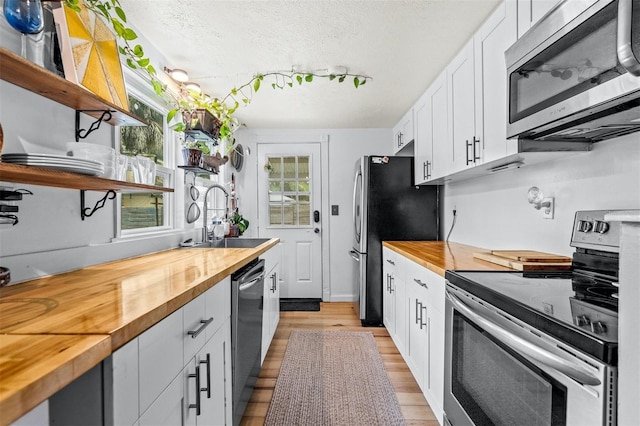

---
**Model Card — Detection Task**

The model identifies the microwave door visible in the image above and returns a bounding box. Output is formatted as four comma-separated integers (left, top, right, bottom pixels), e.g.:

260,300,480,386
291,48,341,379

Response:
617,0,640,76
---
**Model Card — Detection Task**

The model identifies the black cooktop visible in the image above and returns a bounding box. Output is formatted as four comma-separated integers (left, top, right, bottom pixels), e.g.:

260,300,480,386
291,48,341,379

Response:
445,269,618,365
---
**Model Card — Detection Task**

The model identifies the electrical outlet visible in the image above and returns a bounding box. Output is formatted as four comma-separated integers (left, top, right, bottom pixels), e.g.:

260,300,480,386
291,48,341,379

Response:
542,197,554,219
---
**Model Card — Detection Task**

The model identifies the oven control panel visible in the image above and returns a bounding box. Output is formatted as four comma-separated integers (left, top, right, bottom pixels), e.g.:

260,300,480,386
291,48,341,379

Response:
570,210,621,252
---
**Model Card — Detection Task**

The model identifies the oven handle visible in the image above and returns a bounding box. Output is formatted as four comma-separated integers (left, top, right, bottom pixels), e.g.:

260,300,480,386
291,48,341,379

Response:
618,0,640,76
446,289,601,386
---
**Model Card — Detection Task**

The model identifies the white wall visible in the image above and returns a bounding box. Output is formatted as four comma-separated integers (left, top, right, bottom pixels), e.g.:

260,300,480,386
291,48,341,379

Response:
442,134,640,256
231,128,391,301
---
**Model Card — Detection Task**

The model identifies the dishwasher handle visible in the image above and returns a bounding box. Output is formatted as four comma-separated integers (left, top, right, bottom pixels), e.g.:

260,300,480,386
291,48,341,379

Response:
237,260,265,285
239,275,264,291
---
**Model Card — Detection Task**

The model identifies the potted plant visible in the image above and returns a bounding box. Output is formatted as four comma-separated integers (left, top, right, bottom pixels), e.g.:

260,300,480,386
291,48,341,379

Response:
181,138,210,168
229,211,249,237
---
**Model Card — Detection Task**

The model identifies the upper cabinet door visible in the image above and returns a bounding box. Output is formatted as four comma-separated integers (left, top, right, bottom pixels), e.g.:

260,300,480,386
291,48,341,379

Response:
474,0,518,163
517,0,561,38
413,93,430,185
393,108,415,154
447,40,477,173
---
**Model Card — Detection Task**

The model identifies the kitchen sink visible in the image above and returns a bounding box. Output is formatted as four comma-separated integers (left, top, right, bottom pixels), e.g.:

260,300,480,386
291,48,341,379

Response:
187,238,271,249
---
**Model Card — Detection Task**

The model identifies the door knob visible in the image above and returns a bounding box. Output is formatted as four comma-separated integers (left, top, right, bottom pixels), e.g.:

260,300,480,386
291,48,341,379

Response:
314,228,320,234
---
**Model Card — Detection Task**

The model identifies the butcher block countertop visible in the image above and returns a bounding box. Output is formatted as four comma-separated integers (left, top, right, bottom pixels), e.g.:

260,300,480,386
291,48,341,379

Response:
383,241,514,276
0,239,278,425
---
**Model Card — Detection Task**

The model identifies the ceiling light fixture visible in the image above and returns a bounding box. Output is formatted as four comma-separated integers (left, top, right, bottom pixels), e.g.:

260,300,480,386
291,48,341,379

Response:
184,82,201,94
163,67,189,83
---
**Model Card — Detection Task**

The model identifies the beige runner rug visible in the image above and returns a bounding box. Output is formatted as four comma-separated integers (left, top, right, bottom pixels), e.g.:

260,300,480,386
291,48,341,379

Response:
265,330,406,426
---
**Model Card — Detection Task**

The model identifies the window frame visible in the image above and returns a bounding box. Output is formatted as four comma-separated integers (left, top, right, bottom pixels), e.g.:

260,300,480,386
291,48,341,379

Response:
115,68,176,238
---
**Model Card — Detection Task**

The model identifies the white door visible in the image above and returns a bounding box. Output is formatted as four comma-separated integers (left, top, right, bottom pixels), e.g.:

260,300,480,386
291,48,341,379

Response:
257,143,322,299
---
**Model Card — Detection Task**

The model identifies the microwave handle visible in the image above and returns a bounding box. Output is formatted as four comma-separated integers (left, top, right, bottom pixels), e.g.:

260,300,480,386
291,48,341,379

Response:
618,0,640,76
446,289,601,386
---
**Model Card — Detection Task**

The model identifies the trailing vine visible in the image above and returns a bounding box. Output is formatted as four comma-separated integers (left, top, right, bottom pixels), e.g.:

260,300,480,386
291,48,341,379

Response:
63,0,371,143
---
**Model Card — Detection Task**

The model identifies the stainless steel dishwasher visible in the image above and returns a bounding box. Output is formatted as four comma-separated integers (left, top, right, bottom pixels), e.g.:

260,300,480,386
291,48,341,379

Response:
231,258,265,426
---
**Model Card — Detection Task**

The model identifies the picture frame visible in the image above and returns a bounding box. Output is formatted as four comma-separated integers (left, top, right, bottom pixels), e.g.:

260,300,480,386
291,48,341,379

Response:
52,0,128,109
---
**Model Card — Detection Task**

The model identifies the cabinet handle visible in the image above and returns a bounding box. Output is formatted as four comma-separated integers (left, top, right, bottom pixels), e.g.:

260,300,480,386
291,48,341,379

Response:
413,278,428,289
423,161,431,180
188,317,214,339
466,139,473,165
415,299,422,325
420,305,428,329
398,132,403,147
270,272,277,292
200,353,211,399
389,276,394,293
188,365,201,415
473,137,480,162
386,259,395,265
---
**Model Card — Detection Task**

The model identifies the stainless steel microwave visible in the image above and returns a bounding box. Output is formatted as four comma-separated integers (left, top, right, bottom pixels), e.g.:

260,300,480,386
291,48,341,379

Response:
506,0,640,142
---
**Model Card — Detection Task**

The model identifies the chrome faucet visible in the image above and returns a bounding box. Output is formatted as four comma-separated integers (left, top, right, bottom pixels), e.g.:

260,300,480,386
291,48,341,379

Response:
202,183,229,242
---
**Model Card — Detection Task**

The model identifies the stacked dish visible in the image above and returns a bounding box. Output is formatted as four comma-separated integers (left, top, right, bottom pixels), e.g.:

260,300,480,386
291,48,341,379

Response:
66,142,116,178
1,153,104,176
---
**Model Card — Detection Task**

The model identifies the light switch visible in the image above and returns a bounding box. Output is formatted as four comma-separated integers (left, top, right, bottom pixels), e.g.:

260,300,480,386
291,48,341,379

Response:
331,205,339,216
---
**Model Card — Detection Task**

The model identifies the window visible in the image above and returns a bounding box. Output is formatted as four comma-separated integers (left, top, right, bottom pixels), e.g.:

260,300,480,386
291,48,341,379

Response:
267,155,311,226
118,92,174,234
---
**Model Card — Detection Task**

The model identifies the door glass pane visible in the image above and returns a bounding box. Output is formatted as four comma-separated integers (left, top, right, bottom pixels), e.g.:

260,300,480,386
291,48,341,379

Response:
121,175,165,229
266,155,312,227
283,157,296,179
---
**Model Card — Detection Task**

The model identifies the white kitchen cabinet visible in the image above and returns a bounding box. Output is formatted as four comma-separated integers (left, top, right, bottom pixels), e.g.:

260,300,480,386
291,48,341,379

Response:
473,0,518,163
414,72,448,185
261,244,281,364
139,366,184,426
517,0,560,38
383,247,407,357
403,258,446,423
447,39,478,173
393,108,415,154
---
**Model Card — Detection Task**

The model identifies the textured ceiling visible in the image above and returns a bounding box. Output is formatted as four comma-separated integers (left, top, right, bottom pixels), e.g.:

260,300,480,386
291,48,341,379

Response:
120,0,501,130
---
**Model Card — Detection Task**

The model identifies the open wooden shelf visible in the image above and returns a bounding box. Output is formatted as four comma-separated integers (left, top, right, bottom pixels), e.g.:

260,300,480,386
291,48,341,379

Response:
0,163,173,193
0,48,146,127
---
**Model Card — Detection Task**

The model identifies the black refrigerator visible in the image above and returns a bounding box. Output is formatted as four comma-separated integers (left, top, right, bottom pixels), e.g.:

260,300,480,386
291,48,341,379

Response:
350,156,440,326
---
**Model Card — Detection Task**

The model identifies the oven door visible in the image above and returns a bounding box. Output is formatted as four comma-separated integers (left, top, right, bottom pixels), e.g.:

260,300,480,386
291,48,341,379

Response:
444,284,612,426
506,0,640,140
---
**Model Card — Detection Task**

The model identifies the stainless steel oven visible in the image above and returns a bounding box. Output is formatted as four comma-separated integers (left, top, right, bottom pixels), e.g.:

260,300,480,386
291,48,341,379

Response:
444,284,614,426
506,0,640,142
444,210,622,426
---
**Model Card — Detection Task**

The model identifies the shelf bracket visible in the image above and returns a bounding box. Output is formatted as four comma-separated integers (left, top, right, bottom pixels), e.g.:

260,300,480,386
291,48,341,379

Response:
80,190,117,220
75,110,114,142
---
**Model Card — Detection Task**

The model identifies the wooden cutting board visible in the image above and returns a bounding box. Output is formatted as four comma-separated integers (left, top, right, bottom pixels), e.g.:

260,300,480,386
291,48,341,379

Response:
490,250,572,263
473,251,572,270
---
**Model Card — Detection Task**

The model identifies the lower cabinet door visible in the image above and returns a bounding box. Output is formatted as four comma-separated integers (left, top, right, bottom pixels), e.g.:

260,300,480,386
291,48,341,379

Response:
138,366,185,426
198,318,232,426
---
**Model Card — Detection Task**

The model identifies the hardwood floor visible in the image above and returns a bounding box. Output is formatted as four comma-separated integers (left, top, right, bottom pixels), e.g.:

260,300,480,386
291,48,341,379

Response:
241,302,439,425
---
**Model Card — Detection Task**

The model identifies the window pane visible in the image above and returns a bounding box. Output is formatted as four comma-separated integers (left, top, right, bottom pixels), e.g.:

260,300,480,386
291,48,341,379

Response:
283,204,296,225
268,157,281,178
298,203,311,225
120,95,164,166
122,192,165,229
269,181,282,192
298,180,310,192
299,195,310,203
283,181,298,192
269,204,282,226
298,156,309,178
283,157,296,179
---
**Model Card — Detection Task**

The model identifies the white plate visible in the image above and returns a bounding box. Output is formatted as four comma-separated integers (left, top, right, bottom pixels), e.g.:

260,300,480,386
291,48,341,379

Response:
1,153,103,168
3,158,104,171
3,159,104,175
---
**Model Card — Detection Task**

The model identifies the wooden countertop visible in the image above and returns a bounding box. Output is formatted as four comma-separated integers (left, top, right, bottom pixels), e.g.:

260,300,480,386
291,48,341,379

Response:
0,238,278,425
383,241,514,276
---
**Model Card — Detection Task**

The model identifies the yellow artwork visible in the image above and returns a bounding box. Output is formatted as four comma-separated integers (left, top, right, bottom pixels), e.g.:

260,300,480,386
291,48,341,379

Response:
62,1,128,110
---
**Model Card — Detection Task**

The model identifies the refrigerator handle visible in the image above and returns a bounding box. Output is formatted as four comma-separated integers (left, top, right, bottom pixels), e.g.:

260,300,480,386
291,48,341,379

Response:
352,169,361,243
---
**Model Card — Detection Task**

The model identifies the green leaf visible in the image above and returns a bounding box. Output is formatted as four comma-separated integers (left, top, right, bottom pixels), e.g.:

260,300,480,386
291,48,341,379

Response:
253,78,261,92
354,77,360,88
122,28,137,41
112,20,125,37
167,109,178,122
126,58,137,69
338,76,345,83
152,80,163,94
133,44,143,57
360,78,367,85
147,64,157,75
272,83,277,89
296,75,303,85
258,74,264,80
305,74,313,82
118,46,126,55
137,58,150,67
329,74,336,81
231,88,238,96
115,6,126,21
287,82,293,88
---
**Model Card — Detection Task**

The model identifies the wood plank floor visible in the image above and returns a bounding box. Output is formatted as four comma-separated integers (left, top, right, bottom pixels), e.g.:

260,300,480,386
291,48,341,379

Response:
241,302,439,425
